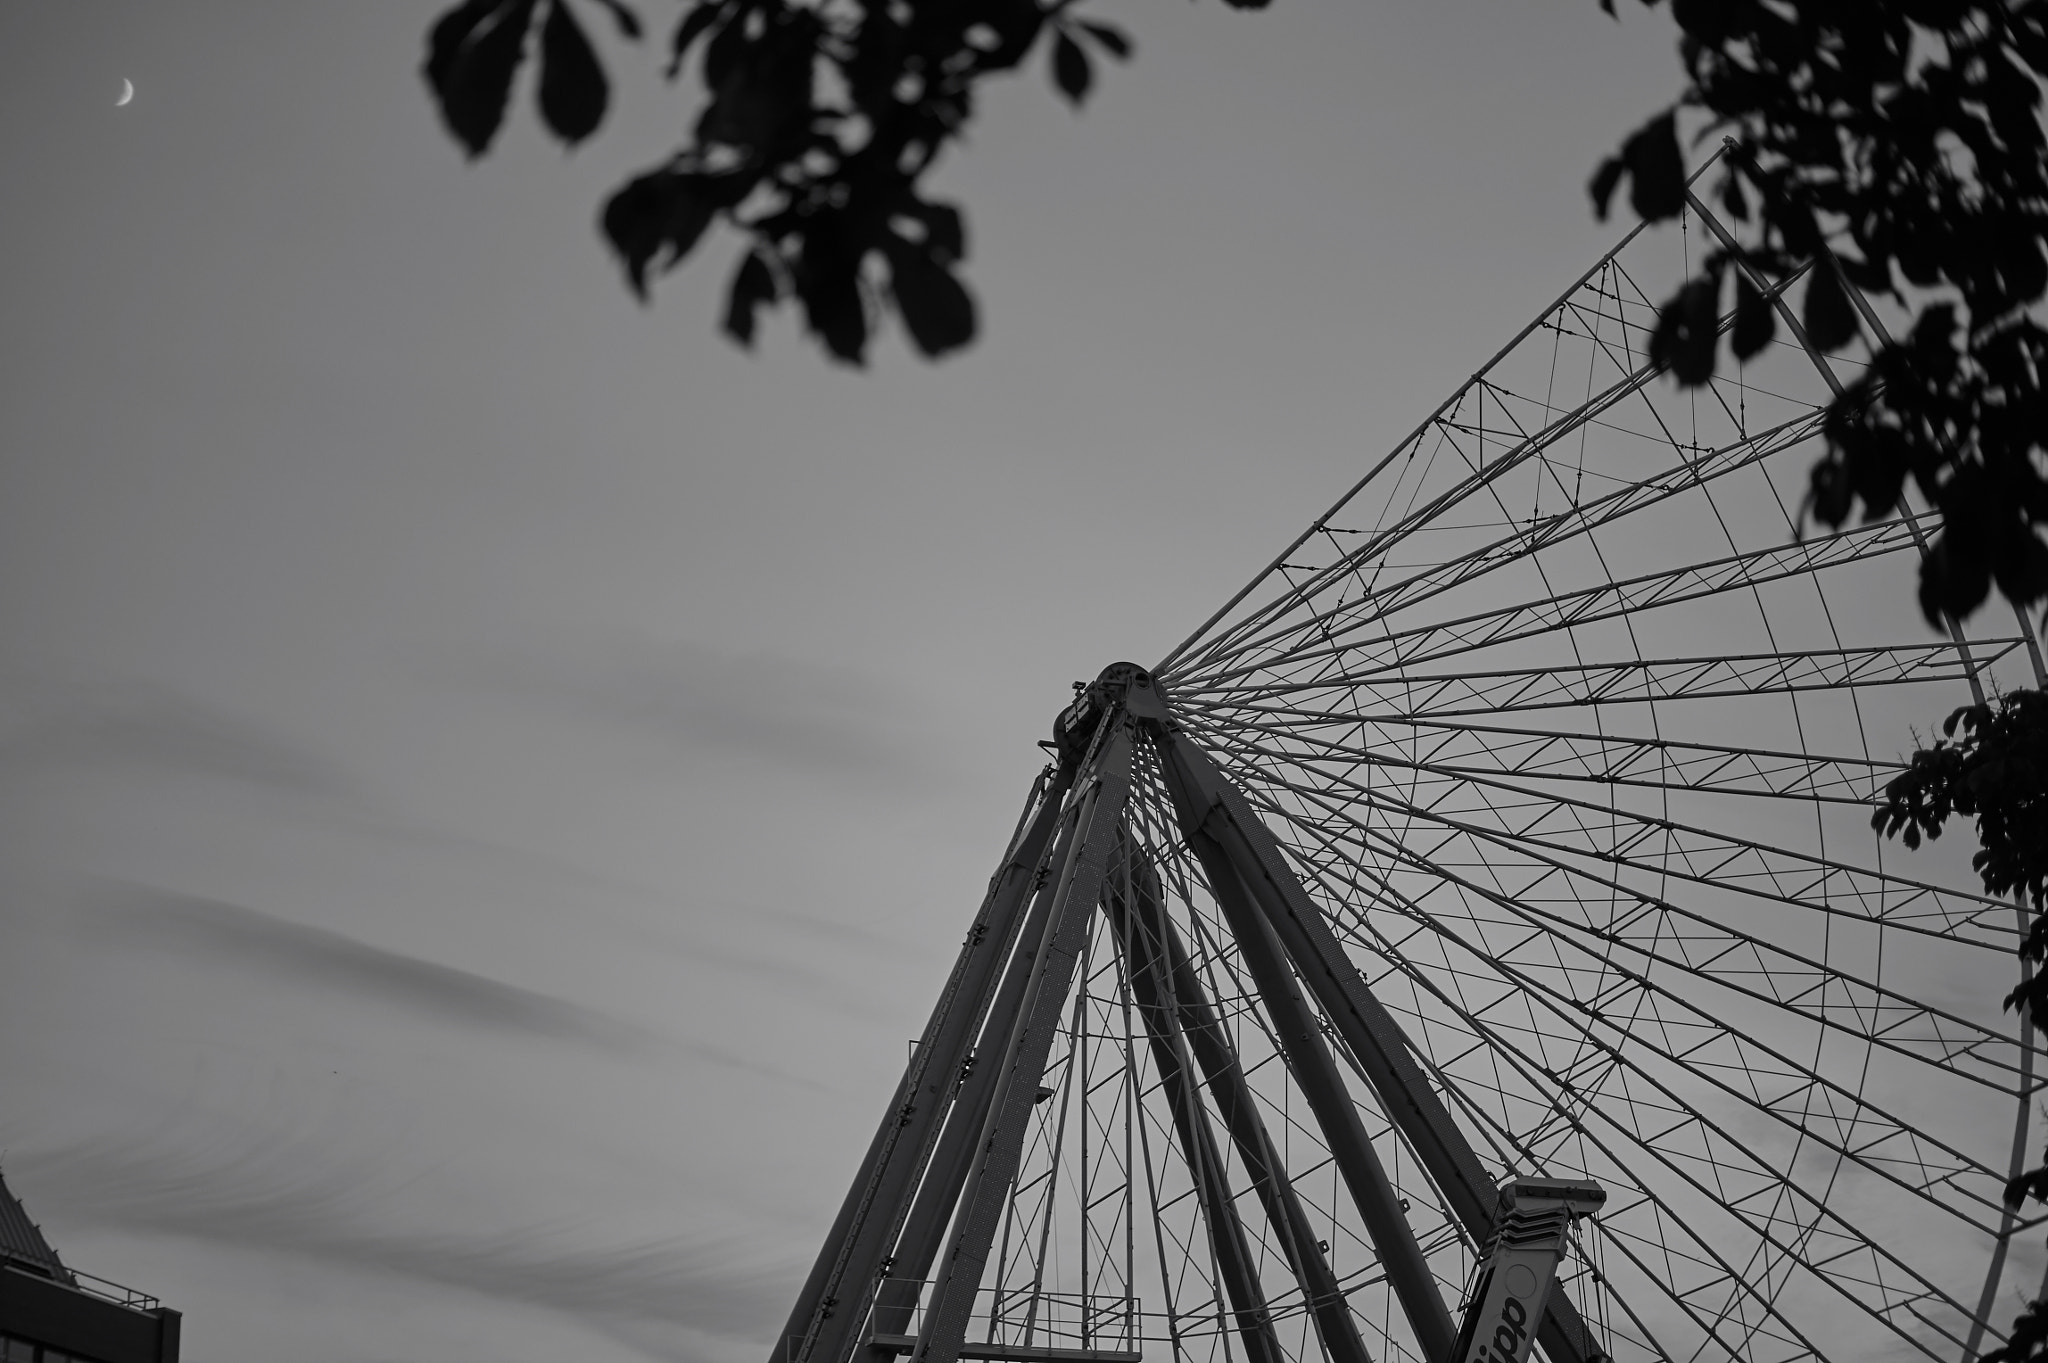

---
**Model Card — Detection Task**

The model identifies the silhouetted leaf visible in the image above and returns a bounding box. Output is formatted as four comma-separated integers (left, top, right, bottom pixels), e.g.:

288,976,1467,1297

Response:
1588,156,1625,221
1837,251,1892,294
1078,20,1133,60
539,0,608,144
1671,0,1751,44
1920,531,1993,626
1731,270,1775,358
427,0,539,157
1992,521,2048,604
1624,111,1686,221
885,238,977,357
697,8,818,154
901,200,967,264
723,250,777,347
425,0,500,98
798,228,869,364
1719,171,1749,221
1052,31,1092,106
1845,424,1909,520
1650,275,1720,385
1802,262,1857,351
700,8,748,89
2007,1167,2048,1208
975,0,1050,71
667,0,726,77
589,0,641,39
601,170,715,296
2015,4,2048,76
1806,454,1853,527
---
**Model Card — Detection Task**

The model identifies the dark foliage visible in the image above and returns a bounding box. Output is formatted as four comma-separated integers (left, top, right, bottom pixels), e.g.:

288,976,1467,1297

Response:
1603,6,2048,1352
1595,0,2048,626
1874,688,2048,1341
1875,690,2048,960
1877,693,2048,1037
420,0,1192,364
1988,1300,2048,1363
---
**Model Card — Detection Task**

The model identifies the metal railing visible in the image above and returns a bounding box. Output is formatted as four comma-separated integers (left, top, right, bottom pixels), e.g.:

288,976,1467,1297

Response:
3,1260,161,1312
862,1282,1145,1357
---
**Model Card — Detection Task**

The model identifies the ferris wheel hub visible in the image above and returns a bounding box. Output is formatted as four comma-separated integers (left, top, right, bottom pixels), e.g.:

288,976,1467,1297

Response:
1052,662,1158,759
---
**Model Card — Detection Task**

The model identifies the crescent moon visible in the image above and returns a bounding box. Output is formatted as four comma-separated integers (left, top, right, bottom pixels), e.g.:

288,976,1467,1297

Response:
116,79,133,107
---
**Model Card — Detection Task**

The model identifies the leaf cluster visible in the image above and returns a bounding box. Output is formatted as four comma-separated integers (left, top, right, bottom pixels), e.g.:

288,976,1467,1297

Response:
1986,1297,2048,1363
422,0,1205,364
1594,0,2048,625
1875,688,2048,1347
1874,689,2048,1011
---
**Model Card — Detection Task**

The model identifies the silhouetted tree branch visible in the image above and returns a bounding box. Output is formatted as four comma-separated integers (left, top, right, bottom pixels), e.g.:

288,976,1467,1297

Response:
1593,0,2048,626
421,0,1257,364
1593,6,2048,1353
1877,692,2048,937
1873,691,2048,1360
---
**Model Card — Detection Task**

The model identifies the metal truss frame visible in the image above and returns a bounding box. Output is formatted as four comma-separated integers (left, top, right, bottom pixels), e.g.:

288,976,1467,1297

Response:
774,668,1608,1363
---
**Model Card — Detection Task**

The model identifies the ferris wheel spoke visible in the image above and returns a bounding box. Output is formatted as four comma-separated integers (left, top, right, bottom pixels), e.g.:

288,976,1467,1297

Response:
1161,721,1997,1363
1181,406,1829,682
1188,720,2019,950
1202,743,2010,960
1173,638,2019,721
1123,791,1483,1301
1111,797,1408,1356
1349,918,1984,1361
1169,322,1665,675
1134,757,1998,1361
1268,821,2022,1116
1170,513,1934,696
1168,252,1820,682
1197,747,2028,1110
1217,779,2014,1227
1304,863,1971,1363
1422,1058,1802,1363
1171,709,1896,805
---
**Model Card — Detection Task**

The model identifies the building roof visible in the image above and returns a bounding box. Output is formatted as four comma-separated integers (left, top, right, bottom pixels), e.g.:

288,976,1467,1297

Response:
0,1169,74,1284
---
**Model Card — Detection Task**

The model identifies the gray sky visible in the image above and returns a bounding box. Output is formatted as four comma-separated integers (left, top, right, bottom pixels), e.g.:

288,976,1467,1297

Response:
0,5,1690,1361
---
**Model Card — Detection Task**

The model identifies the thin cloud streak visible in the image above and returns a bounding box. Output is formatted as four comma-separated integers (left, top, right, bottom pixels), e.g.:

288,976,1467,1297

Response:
12,1135,795,1362
0,678,352,799
81,884,827,1087
444,632,951,791
0,671,905,1013
84,885,650,1051
334,819,907,1016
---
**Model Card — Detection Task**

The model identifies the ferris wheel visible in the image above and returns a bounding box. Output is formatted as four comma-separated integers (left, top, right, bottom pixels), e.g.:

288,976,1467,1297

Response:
768,169,2046,1363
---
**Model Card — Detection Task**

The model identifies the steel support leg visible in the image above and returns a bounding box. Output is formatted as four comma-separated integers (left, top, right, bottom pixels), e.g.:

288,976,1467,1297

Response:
863,791,1092,1361
915,721,1136,1363
1154,750,1453,1363
1143,715,1607,1363
778,761,1079,1363
1107,845,1366,1363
